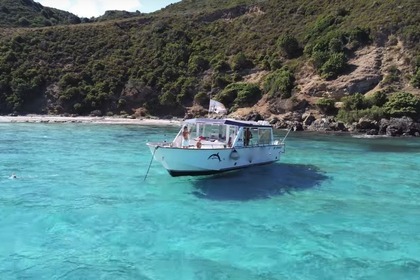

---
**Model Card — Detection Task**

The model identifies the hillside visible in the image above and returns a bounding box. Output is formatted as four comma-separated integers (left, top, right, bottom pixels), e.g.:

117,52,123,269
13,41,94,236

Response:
0,0,419,129
0,0,82,27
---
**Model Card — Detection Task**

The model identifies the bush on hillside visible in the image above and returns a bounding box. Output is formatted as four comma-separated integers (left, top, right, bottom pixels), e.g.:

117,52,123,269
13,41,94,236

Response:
383,92,420,118
277,34,300,58
411,68,420,88
231,52,253,71
337,106,386,123
263,67,294,99
215,83,261,111
366,91,388,107
341,93,368,111
316,98,335,114
320,52,347,79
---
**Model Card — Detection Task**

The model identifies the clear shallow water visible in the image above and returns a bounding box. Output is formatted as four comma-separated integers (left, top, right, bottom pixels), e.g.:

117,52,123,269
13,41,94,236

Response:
0,123,419,280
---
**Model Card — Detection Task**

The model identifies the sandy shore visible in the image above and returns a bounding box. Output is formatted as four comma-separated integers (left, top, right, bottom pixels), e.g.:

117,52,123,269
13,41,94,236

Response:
0,115,182,126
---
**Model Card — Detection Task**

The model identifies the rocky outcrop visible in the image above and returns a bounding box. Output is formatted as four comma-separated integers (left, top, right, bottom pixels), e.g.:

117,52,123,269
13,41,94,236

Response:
379,117,420,136
306,117,347,132
267,114,420,137
298,47,383,98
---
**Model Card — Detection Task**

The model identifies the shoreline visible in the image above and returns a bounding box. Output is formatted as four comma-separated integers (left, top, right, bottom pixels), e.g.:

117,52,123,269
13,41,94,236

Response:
0,115,182,126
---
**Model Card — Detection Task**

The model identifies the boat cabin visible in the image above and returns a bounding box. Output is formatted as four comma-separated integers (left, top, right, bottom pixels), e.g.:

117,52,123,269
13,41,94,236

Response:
172,118,275,149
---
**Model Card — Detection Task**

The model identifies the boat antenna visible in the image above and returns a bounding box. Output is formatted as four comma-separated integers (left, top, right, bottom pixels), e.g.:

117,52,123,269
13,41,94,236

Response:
143,146,159,181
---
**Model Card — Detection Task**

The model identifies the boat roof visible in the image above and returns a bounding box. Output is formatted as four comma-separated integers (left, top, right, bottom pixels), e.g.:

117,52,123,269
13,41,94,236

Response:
183,118,272,128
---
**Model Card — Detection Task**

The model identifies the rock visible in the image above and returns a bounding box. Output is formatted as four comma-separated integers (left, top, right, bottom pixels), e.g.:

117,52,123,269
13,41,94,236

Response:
356,118,378,131
292,122,303,131
329,121,347,131
245,112,263,122
274,120,288,129
283,112,302,122
90,110,102,117
269,117,279,125
366,129,378,135
384,117,416,136
307,118,331,131
302,113,315,126
379,118,389,134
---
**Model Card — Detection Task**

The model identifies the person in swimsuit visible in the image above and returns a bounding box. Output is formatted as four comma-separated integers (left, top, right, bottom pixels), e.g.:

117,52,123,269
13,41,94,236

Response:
182,126,190,148
244,127,252,146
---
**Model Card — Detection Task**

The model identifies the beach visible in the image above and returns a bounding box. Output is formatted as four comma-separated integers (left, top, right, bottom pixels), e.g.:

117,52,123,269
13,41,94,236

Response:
0,115,182,126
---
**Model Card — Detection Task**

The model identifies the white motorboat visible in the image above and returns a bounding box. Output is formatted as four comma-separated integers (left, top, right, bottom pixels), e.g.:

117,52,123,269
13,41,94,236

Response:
147,118,287,176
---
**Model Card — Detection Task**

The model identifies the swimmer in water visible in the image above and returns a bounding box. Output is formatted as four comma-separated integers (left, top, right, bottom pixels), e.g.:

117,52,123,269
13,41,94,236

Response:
10,173,17,179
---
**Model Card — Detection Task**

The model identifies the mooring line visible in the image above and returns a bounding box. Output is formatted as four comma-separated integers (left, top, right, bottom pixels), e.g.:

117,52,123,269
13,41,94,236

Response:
143,146,159,182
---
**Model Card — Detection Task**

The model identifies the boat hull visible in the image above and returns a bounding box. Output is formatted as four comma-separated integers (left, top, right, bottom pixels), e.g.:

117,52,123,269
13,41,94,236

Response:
147,143,284,176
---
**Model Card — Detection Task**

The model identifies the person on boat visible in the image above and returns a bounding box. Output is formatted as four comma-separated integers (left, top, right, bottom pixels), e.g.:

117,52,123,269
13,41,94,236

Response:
182,126,190,148
244,127,252,146
227,137,232,148
196,139,202,149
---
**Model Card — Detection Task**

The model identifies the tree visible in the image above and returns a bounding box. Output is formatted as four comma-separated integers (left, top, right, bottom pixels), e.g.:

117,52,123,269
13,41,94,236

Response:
277,34,300,58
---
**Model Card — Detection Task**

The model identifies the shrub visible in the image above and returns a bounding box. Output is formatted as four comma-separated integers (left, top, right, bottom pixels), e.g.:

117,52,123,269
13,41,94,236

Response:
18,17,30,27
188,55,209,73
382,65,400,85
234,84,261,108
231,52,252,71
329,37,343,53
263,67,295,99
316,98,335,114
321,52,347,79
341,93,368,111
383,91,420,118
411,67,420,88
277,34,300,58
347,27,371,48
336,106,386,123
215,83,261,110
210,54,230,71
366,91,388,107
193,92,209,106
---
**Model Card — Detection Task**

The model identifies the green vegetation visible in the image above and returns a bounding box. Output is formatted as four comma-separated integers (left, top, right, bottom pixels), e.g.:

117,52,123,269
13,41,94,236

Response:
215,83,261,112
263,67,295,99
277,34,300,59
316,98,335,114
0,0,419,117
384,92,420,118
336,92,420,123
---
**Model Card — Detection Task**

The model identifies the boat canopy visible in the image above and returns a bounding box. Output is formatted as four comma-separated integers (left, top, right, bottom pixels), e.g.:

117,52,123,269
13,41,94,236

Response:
183,118,272,128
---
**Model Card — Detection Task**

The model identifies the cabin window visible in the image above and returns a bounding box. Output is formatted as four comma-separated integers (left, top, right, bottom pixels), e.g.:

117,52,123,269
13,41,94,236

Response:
258,128,271,145
197,124,226,141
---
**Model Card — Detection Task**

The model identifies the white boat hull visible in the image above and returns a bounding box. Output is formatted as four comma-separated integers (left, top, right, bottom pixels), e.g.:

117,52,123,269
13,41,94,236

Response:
147,143,284,176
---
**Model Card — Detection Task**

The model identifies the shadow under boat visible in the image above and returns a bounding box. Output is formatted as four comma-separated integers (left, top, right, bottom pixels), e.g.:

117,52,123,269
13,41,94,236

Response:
191,163,328,201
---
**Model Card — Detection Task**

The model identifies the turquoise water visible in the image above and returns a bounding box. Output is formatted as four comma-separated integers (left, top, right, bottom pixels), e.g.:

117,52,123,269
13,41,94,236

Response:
1,123,419,279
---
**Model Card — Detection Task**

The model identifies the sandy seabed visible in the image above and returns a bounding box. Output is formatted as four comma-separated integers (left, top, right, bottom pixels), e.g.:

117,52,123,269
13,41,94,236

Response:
0,115,182,126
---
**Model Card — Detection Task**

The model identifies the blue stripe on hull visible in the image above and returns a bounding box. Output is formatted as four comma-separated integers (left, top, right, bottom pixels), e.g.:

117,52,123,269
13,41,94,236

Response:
167,160,277,177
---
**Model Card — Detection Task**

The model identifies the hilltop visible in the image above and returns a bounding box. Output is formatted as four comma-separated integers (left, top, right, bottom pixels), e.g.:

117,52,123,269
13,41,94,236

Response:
0,0,419,135
0,0,82,27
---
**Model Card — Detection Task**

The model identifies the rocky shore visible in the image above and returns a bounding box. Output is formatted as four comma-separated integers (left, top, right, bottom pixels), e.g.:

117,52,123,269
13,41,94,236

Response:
243,112,420,137
3,113,419,137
